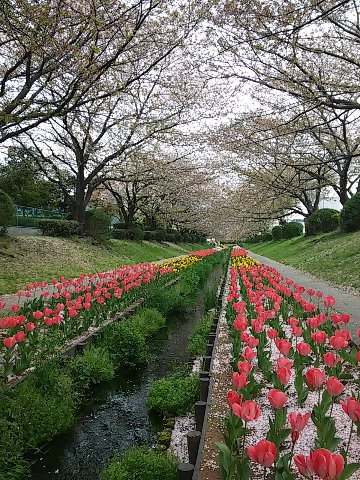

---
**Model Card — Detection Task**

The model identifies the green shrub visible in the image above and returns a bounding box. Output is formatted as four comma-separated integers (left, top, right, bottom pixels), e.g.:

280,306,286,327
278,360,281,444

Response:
112,229,130,240
148,371,199,415
272,225,283,240
146,287,190,317
127,223,144,241
68,346,115,390
153,229,166,242
85,208,112,241
127,308,166,338
340,193,360,232
102,321,148,368
143,230,156,241
0,190,14,235
113,222,127,229
38,218,80,237
305,208,340,235
2,363,77,448
282,221,303,239
188,311,215,356
261,231,273,241
0,419,29,480
100,447,178,480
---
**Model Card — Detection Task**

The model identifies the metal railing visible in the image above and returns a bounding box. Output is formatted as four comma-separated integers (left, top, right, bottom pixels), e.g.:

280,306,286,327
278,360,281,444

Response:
12,205,67,227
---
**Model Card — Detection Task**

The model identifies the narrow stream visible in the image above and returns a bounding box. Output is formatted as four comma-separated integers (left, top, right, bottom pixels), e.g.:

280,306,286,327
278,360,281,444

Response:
30,266,222,480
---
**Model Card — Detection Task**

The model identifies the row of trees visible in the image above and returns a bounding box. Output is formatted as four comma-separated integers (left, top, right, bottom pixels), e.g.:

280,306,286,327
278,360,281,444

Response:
206,0,360,237
0,0,222,235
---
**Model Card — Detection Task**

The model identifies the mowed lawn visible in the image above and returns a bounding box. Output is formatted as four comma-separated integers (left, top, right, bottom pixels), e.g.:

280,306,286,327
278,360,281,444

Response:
246,230,360,291
0,235,207,294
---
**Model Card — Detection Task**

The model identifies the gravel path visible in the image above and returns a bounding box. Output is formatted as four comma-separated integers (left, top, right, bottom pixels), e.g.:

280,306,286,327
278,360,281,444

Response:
250,251,360,344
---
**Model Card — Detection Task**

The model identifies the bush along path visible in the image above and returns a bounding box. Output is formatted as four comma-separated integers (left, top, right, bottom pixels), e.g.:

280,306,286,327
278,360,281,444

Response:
0,249,219,384
201,248,360,480
0,249,227,480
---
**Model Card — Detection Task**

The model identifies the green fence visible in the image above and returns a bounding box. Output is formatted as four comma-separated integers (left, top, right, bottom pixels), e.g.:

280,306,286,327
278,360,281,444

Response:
11,205,67,227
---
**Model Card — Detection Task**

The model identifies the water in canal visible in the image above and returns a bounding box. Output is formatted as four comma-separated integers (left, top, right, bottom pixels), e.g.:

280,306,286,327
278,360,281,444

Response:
30,266,222,480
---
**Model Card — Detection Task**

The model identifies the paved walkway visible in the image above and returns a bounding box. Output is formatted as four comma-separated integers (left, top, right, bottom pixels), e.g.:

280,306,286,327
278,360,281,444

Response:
250,252,360,344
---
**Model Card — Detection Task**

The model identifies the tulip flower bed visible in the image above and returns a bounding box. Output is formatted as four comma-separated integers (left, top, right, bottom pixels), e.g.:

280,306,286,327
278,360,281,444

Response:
0,248,218,383
217,248,360,480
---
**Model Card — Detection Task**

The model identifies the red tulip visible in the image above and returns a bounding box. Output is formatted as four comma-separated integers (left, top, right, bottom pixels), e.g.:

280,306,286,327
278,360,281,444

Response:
268,389,288,408
0,301,6,309
234,318,248,331
310,448,344,480
241,346,257,361
11,304,20,313
307,289,315,296
340,397,360,422
246,335,259,348
311,330,328,344
294,454,314,478
329,335,348,350
232,372,250,389
297,342,312,356
3,336,16,348
324,295,336,308
334,329,351,341
237,360,252,375
288,317,299,327
14,330,25,342
323,352,341,367
326,377,344,397
267,328,278,339
25,322,35,332
232,402,242,417
276,366,291,385
240,400,261,421
276,357,292,370
316,290,323,298
292,326,303,337
305,368,325,389
275,338,292,356
241,332,249,342
227,390,241,407
288,412,311,431
32,310,44,320
247,439,277,467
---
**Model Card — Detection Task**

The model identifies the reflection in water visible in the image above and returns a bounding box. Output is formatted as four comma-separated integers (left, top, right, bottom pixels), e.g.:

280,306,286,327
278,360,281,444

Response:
30,266,222,480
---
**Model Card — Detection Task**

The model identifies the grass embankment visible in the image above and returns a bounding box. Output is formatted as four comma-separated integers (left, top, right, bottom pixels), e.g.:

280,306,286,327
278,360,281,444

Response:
246,230,360,291
0,236,207,294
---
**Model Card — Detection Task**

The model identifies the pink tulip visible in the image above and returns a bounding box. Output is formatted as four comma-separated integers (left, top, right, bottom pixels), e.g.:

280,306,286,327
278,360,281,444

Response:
340,397,360,422
242,346,257,361
276,366,291,385
247,439,277,467
311,448,344,480
275,338,292,356
329,335,348,350
276,357,292,370
232,372,250,389
323,352,341,367
326,377,344,397
294,454,314,478
267,328,278,339
240,400,261,421
25,322,36,332
305,368,325,389
297,342,312,356
268,389,288,408
3,336,17,348
311,330,328,344
288,412,311,432
237,360,252,375
324,295,336,308
227,390,241,407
